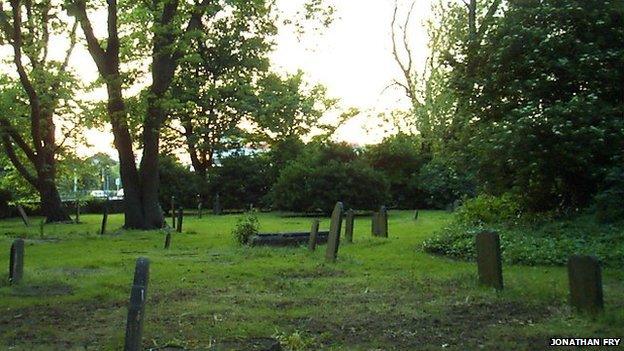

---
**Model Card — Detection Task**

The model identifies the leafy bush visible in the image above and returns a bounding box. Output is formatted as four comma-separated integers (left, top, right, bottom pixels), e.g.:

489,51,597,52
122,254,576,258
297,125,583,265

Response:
594,163,624,223
364,133,430,209
416,157,475,209
454,193,521,226
270,142,388,213
212,153,273,210
423,214,624,267
232,211,260,245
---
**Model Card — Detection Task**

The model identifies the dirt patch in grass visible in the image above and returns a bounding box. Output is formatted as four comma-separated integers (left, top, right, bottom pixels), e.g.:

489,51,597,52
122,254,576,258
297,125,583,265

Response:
7,282,74,297
277,266,346,279
296,300,553,350
210,337,281,351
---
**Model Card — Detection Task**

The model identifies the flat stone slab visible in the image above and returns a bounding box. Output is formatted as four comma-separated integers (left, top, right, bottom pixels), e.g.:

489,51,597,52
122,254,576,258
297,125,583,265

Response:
249,231,329,247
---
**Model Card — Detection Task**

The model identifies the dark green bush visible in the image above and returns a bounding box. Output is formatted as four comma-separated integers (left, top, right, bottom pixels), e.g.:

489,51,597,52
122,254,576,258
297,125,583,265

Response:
212,153,273,209
423,213,624,267
594,164,624,223
271,142,388,213
417,157,475,209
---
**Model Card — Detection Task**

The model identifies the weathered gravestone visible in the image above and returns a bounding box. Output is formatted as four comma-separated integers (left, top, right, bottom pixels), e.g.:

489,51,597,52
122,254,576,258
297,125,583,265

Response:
213,193,222,215
476,231,503,290
176,207,183,233
16,205,29,227
371,212,379,236
344,209,354,243
413,209,419,220
100,202,109,235
378,206,388,238
197,195,203,219
308,219,320,251
164,230,172,249
170,196,176,228
124,257,150,351
325,202,344,262
9,239,24,285
568,255,603,313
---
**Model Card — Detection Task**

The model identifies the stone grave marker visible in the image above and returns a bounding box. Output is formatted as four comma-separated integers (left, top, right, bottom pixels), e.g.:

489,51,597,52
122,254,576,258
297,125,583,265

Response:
476,231,503,290
170,196,176,228
16,205,29,227
308,219,320,251
197,195,203,219
164,230,172,249
413,209,419,220
124,257,150,351
568,255,603,313
371,212,379,236
325,202,344,262
213,193,222,215
378,206,388,238
344,209,354,243
9,239,25,285
176,207,183,233
100,202,109,235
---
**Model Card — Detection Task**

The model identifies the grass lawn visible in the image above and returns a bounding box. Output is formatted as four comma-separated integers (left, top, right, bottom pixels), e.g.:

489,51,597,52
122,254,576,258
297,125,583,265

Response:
0,211,622,350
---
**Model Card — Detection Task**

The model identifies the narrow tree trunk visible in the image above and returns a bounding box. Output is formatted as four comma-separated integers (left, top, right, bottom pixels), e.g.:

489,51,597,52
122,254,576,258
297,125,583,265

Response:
38,174,71,223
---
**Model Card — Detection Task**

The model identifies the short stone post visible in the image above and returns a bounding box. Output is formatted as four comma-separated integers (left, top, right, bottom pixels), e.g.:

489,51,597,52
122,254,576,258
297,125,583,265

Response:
16,205,29,227
164,230,172,249
371,212,379,236
568,255,603,313
213,193,222,215
176,207,183,233
325,202,344,262
378,206,388,238
9,239,25,285
124,257,150,351
197,195,203,219
344,209,354,243
308,219,320,251
170,196,176,228
100,202,109,235
413,209,419,220
476,231,503,290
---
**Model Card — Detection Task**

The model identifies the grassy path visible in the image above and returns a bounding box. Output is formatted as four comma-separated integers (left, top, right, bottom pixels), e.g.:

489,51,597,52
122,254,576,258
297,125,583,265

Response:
0,211,622,350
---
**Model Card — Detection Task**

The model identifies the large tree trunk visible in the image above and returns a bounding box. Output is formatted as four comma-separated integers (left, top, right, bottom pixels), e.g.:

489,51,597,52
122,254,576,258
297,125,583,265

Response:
38,179,71,223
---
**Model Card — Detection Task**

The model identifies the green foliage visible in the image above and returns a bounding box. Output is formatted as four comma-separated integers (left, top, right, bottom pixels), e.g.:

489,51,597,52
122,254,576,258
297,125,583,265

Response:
158,154,199,210
231,210,259,245
423,212,624,267
273,329,313,351
416,157,475,209
454,194,521,226
212,153,273,209
464,0,624,210
271,142,388,213
594,161,624,223
364,133,430,208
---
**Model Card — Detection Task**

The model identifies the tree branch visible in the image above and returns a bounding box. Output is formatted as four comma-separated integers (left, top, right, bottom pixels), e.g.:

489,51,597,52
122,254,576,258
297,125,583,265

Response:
1,135,38,186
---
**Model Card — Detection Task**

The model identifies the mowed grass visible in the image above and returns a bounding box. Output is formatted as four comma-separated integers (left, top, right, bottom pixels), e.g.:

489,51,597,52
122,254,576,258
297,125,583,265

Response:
0,211,622,350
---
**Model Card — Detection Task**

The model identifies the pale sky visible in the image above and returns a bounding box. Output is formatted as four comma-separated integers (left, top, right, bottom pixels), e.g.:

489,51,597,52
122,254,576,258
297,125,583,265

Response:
2,0,433,159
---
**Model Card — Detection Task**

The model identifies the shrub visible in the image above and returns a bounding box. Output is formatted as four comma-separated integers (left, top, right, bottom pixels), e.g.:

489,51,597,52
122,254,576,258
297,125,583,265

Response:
454,193,521,226
417,157,475,209
423,214,624,267
232,211,260,245
270,142,388,213
212,153,273,210
594,164,624,223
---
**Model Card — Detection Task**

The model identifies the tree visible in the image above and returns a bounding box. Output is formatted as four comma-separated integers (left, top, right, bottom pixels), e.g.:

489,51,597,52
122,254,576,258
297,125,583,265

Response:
166,2,275,182
466,0,624,210
254,70,338,145
0,0,80,222
69,0,222,229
